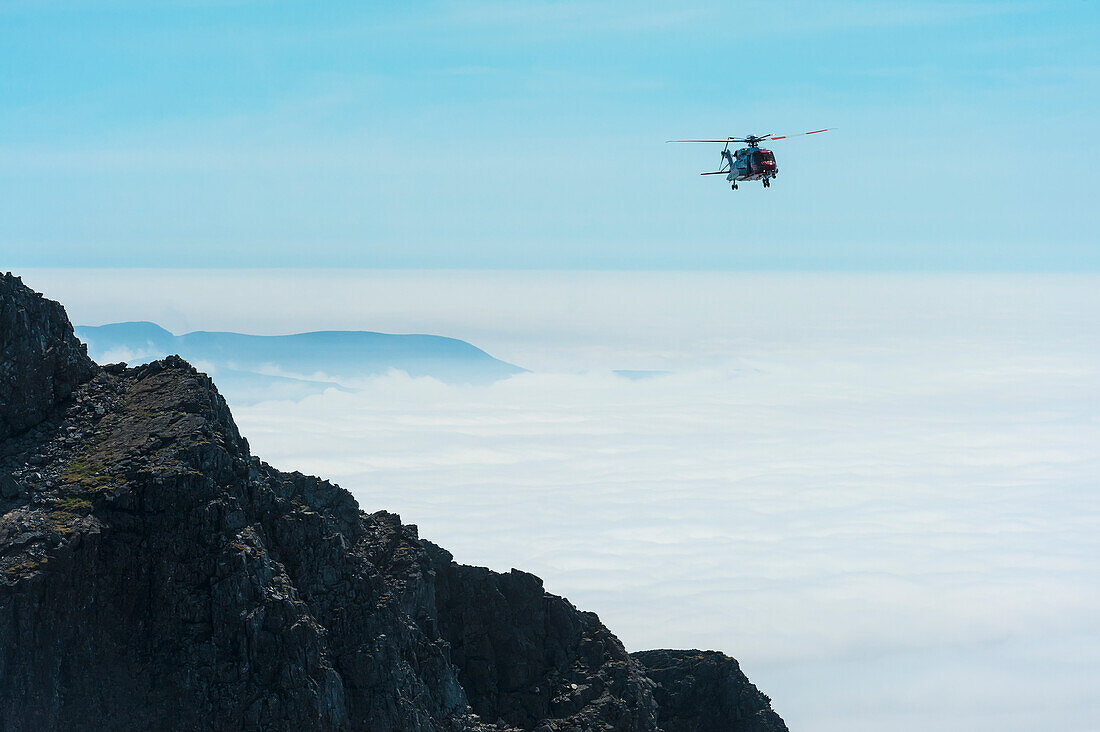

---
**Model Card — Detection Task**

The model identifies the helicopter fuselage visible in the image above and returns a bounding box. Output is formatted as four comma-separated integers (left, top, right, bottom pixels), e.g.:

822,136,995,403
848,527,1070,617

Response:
725,146,778,182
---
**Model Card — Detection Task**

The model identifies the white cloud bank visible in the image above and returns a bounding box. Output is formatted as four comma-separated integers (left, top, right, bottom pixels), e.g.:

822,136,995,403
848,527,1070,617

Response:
21,269,1100,731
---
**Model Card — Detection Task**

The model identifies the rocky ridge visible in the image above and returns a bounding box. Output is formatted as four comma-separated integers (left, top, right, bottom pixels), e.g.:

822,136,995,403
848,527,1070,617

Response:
0,273,787,731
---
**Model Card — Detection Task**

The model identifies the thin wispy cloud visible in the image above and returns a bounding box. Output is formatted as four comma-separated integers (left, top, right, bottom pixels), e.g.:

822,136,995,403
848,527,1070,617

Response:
5,2,1097,270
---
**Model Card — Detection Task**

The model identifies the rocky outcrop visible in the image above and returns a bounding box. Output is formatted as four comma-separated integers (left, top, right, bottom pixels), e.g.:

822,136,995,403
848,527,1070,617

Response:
0,274,787,731
426,544,659,730
0,273,94,441
631,651,786,732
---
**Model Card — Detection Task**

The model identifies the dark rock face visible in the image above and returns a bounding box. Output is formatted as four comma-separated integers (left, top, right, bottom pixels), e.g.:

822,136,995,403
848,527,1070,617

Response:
0,273,787,731
426,544,659,730
631,651,787,732
0,273,94,441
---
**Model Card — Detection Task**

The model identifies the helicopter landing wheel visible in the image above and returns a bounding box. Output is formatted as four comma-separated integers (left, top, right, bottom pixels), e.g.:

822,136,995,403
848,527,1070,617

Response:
731,182,738,190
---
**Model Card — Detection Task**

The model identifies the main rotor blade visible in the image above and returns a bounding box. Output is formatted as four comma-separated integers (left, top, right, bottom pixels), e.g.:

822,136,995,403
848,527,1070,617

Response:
667,138,745,143
765,128,833,141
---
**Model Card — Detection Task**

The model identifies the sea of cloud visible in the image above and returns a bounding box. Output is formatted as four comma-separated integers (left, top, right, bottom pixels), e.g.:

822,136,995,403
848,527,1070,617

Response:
21,269,1100,731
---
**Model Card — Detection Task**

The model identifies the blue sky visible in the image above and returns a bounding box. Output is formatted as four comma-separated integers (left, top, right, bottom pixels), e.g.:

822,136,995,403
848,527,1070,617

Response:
2,1,1098,269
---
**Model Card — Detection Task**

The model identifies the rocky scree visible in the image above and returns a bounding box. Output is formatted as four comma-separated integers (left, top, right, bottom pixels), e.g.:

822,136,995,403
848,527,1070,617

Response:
0,273,788,731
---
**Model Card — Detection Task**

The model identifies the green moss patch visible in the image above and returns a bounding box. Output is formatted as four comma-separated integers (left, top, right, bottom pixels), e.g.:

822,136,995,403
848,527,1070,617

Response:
61,458,114,491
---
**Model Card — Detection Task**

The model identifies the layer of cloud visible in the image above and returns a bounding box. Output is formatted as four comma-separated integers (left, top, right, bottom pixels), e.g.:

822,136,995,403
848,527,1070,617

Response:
236,361,1098,658
236,327,1097,730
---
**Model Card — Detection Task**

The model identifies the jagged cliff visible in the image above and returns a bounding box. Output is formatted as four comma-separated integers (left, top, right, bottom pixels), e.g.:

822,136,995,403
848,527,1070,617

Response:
0,273,787,731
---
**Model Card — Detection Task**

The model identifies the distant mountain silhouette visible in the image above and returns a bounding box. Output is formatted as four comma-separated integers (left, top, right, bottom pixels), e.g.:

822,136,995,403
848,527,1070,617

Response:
74,322,525,403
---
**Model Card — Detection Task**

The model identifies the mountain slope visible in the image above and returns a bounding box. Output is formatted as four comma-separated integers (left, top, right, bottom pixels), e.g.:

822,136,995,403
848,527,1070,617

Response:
0,273,787,731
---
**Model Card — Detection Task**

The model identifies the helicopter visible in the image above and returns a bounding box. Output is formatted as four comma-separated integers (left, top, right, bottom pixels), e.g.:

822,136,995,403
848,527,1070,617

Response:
668,128,832,189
